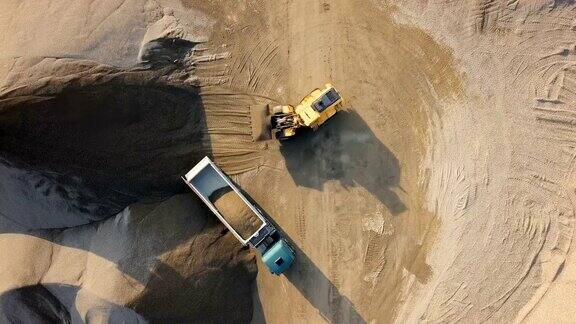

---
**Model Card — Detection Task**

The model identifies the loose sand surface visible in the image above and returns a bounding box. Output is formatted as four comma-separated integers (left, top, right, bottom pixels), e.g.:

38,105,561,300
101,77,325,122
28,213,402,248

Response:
1,0,576,323
211,187,264,240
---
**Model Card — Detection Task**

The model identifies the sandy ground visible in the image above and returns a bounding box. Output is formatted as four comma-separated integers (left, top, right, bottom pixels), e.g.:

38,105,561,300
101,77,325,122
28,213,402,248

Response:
391,1,576,322
207,1,459,322
194,0,576,322
1,0,576,323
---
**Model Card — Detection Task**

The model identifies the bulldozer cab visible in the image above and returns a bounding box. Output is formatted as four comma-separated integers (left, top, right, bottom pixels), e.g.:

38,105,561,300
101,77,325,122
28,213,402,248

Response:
296,84,343,129
312,87,341,112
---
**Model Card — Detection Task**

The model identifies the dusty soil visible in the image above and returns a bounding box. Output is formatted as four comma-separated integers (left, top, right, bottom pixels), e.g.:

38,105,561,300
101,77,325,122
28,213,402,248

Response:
211,187,263,240
190,0,576,323
1,0,576,323
189,0,459,322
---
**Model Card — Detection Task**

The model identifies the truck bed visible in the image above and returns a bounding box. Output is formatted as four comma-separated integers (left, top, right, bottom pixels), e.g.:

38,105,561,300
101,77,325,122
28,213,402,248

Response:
183,157,267,245
209,187,264,240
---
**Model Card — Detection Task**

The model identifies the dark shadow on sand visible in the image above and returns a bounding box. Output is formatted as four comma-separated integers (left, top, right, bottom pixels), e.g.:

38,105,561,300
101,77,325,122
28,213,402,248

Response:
250,282,266,324
0,72,211,225
280,110,406,215
284,243,366,324
249,200,366,324
0,283,145,323
0,73,261,322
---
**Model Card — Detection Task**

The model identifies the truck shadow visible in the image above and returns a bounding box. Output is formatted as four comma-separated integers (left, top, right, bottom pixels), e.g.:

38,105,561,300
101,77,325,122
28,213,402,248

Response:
280,110,406,215
284,243,366,324
250,201,366,323
251,282,266,323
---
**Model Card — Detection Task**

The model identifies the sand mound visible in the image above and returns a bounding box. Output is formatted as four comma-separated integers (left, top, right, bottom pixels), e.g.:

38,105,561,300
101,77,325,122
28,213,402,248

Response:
0,2,264,322
0,0,265,229
0,195,257,323
0,78,206,224
210,187,264,240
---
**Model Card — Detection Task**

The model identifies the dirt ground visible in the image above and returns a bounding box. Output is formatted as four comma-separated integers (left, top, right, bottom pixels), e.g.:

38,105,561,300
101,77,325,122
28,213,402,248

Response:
2,0,576,323
191,0,576,322
187,0,460,322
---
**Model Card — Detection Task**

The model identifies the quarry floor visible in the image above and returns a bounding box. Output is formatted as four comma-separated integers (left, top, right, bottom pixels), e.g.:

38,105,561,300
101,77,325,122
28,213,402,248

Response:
196,0,459,322
1,0,576,323
203,1,576,322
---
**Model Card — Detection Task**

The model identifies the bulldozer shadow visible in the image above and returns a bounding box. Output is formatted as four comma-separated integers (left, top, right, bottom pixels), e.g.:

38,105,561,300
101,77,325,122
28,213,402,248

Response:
280,110,406,215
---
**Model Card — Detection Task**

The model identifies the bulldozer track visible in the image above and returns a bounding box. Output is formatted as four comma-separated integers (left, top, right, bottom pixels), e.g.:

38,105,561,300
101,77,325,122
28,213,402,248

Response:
296,193,307,244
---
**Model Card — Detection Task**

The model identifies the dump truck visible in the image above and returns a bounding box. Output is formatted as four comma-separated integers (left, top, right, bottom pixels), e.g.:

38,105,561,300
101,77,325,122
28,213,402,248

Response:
182,156,295,275
251,83,344,141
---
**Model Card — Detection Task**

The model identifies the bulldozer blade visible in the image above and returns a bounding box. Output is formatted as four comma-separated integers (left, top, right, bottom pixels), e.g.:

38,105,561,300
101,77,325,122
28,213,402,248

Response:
249,104,272,142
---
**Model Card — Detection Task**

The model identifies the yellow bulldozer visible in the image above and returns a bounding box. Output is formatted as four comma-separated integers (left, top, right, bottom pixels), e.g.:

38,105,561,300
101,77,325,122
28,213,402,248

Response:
250,84,344,141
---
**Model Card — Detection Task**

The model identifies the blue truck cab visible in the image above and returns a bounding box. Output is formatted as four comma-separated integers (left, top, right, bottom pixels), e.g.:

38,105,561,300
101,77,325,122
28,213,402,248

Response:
262,239,296,274
183,156,295,275
249,223,295,275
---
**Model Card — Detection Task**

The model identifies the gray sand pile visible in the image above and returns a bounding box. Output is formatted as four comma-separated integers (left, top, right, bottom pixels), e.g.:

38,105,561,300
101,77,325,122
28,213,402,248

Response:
210,187,264,240
4,0,576,323
0,70,207,224
0,1,264,229
0,1,263,322
0,194,257,323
